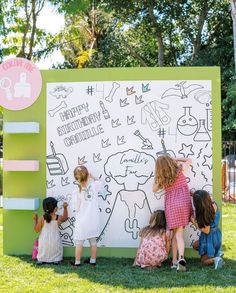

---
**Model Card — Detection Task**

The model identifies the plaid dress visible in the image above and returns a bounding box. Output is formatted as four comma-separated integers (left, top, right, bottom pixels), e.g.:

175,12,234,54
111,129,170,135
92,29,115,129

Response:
164,168,192,230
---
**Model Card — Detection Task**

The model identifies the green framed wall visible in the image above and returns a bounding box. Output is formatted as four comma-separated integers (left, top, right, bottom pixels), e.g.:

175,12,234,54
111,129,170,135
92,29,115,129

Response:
3,67,221,257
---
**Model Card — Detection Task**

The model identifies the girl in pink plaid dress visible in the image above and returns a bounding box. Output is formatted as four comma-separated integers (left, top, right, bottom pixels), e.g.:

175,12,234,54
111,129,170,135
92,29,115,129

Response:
153,156,192,272
134,210,170,269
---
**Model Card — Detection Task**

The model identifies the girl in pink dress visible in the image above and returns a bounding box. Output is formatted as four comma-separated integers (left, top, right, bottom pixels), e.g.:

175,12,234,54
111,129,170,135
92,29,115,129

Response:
134,210,170,269
153,156,192,272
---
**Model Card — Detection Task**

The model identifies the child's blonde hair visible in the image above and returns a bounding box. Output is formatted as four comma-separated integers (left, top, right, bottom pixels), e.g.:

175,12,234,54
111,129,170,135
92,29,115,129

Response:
155,156,179,189
140,210,167,238
74,166,89,192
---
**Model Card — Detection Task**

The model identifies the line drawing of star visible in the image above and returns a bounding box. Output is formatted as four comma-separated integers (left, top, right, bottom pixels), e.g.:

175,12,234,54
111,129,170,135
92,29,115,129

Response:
98,185,112,201
178,143,194,157
202,154,212,170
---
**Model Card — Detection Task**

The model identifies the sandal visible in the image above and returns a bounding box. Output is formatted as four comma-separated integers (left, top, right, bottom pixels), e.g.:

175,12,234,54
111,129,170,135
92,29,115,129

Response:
170,261,178,269
177,258,186,272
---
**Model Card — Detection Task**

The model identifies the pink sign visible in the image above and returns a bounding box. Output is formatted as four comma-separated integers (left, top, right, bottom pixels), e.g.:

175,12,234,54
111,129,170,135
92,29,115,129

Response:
0,58,42,110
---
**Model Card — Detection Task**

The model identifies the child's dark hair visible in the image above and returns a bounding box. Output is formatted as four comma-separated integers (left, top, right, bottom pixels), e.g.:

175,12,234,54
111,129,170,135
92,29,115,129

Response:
192,189,215,229
43,197,58,223
140,210,167,238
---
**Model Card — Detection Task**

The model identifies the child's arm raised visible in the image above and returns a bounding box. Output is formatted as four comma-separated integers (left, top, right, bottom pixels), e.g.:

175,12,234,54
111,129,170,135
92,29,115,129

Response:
58,202,68,225
33,214,44,233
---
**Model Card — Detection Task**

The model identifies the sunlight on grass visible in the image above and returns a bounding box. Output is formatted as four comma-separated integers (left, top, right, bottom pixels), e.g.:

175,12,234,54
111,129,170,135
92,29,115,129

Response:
0,204,235,292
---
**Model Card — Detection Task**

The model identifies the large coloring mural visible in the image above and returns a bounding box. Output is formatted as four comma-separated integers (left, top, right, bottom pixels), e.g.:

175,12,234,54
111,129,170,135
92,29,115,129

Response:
46,80,212,248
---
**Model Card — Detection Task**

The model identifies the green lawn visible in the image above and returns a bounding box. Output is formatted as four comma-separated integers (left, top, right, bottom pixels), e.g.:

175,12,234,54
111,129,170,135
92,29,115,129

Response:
0,205,235,293
0,208,2,226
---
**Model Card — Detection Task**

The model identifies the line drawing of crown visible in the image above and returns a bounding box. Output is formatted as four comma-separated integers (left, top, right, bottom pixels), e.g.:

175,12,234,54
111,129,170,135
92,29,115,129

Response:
61,177,70,186
120,98,129,107
135,95,144,105
46,180,56,189
127,115,136,125
117,136,126,145
93,153,102,162
126,86,136,96
111,118,121,128
101,139,111,148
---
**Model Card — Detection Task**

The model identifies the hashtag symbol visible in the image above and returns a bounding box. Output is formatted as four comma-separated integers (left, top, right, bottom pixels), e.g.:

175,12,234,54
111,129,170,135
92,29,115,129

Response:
86,86,94,96
158,128,166,138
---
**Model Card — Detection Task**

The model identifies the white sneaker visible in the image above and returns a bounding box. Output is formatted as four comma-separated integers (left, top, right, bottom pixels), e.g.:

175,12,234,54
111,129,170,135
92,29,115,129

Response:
214,257,224,269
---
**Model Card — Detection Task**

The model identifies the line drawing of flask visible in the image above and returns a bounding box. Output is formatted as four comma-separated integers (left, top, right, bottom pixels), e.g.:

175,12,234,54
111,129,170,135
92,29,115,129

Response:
193,119,211,141
177,106,198,136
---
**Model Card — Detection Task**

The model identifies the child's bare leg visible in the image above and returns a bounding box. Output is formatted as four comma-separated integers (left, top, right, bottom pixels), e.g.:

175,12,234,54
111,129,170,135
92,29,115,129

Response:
193,240,199,251
75,244,83,263
89,238,97,264
171,232,178,263
91,245,97,259
201,255,214,265
175,227,185,259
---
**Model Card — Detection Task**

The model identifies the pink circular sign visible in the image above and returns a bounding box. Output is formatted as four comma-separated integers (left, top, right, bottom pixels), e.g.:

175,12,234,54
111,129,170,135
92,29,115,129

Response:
0,57,42,110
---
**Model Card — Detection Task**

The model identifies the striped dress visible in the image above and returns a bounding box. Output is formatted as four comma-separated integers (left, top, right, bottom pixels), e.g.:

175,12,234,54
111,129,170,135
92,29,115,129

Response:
37,217,63,263
164,168,192,230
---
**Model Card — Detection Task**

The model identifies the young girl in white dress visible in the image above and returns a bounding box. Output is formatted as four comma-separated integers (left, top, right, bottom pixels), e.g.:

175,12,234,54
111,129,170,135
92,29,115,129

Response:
71,165,103,266
33,197,68,265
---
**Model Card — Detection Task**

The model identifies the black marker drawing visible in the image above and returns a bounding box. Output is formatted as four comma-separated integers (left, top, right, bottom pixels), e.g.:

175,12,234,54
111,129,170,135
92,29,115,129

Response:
59,217,76,246
125,218,140,240
202,184,212,194
193,119,211,141
178,143,194,158
156,139,176,157
194,90,211,106
126,86,136,96
86,85,94,96
153,190,164,200
127,115,136,125
101,138,111,148
186,177,191,183
98,149,155,241
161,81,203,99
47,141,69,176
202,154,212,170
142,83,151,93
135,95,144,105
168,127,178,143
157,128,166,138
61,177,70,186
197,148,203,159
201,171,208,182
78,156,87,165
99,101,110,119
98,185,112,201
190,165,197,177
105,82,120,103
117,136,126,146
111,118,121,128
50,85,73,99
177,107,198,136
105,208,112,214
134,130,153,150
93,152,102,163
96,84,104,99
141,101,171,131
190,223,198,232
120,98,129,107
48,101,67,117
46,179,56,189
206,108,212,131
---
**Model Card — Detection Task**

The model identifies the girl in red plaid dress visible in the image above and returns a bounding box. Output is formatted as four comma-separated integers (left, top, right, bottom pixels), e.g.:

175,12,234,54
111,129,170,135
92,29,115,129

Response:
153,156,192,272
134,210,170,269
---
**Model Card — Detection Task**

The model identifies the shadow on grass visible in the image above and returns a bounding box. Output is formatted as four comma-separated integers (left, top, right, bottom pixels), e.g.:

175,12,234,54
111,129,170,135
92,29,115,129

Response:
16,256,236,290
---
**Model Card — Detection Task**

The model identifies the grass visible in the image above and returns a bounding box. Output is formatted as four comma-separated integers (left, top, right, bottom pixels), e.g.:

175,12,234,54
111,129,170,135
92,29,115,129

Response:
0,208,2,226
0,204,235,293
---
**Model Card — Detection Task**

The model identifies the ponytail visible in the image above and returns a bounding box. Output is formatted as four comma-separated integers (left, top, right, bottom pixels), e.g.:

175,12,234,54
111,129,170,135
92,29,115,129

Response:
42,197,58,223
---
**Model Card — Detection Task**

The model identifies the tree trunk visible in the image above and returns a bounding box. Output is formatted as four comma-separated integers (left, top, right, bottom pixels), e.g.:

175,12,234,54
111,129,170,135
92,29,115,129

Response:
192,0,208,60
231,0,236,71
147,0,164,67
27,0,36,60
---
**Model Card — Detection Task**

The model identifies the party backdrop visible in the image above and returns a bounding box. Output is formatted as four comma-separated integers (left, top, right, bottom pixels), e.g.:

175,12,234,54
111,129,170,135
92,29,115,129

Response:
3,67,221,256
